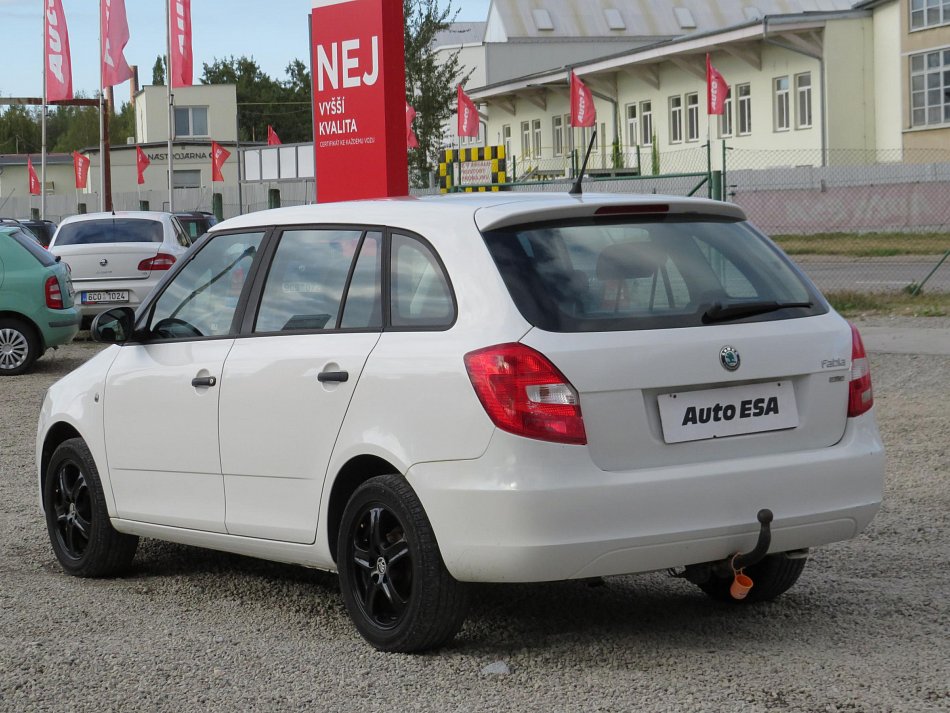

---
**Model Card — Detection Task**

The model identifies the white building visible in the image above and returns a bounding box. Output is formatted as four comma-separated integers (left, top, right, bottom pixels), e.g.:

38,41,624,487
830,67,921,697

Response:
454,0,948,175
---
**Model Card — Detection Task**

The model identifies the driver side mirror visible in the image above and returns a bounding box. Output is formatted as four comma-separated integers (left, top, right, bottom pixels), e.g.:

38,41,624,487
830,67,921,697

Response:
90,307,136,344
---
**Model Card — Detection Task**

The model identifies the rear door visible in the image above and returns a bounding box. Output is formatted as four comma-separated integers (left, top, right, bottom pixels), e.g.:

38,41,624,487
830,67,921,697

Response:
483,216,851,471
218,228,383,543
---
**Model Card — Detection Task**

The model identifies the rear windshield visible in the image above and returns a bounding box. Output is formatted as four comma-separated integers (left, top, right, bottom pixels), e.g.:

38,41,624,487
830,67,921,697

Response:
55,218,164,246
481,216,827,332
4,228,57,267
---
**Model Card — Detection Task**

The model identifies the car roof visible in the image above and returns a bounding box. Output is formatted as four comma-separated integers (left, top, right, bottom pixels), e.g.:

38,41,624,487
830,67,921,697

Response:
212,193,747,235
58,211,174,226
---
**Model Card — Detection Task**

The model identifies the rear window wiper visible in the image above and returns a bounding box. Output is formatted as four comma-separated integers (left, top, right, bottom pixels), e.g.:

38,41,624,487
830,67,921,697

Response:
702,300,813,324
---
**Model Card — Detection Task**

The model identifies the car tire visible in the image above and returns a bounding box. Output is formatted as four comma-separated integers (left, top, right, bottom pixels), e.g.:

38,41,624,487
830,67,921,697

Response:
44,438,139,577
337,474,469,653
0,317,39,375
697,553,807,603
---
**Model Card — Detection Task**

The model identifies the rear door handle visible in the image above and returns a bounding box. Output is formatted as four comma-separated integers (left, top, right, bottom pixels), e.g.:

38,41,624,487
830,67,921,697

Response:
191,376,217,388
317,371,349,383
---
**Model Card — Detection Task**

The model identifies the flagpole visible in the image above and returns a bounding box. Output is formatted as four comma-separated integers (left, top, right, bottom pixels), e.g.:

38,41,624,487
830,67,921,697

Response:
41,10,48,220
166,0,175,212
98,3,106,212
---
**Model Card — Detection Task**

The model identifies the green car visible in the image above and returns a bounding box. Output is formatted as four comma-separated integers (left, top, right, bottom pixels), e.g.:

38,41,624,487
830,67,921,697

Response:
0,226,80,375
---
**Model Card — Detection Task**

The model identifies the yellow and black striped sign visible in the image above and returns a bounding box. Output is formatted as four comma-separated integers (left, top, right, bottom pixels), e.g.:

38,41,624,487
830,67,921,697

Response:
439,146,507,193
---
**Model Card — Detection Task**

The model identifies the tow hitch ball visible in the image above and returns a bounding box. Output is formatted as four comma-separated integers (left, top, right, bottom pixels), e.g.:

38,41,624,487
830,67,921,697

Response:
675,509,774,599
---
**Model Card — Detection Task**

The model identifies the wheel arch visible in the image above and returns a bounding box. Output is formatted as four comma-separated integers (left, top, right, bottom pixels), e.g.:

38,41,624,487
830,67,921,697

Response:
40,422,83,503
0,310,44,351
326,454,402,564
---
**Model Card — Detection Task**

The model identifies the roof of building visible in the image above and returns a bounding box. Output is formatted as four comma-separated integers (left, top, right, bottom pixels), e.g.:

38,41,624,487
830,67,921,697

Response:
484,0,858,41
0,153,73,167
433,22,487,49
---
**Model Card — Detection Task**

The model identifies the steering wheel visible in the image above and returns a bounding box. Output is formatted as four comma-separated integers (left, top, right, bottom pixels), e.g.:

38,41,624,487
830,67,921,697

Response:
152,317,204,339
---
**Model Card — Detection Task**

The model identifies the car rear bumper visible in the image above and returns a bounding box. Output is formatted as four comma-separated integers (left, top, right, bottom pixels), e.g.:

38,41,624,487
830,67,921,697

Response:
71,279,158,317
407,411,885,583
42,307,81,347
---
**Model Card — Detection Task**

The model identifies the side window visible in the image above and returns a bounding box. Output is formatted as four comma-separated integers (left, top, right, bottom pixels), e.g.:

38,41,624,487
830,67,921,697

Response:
340,232,383,330
172,218,192,247
254,229,363,333
391,233,454,328
148,232,264,339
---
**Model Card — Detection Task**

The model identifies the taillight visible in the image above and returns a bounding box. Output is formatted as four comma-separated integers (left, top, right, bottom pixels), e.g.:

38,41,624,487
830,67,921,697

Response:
464,343,587,445
848,323,873,417
45,276,64,309
138,253,176,271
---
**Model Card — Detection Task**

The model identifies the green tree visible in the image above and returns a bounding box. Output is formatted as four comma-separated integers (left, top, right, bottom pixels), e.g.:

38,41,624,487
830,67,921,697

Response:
0,105,42,155
153,55,166,86
404,0,466,188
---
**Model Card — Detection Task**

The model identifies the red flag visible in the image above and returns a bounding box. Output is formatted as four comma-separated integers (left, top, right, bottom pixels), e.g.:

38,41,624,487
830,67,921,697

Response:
170,0,193,88
101,0,133,88
136,146,150,185
72,151,90,189
457,85,479,138
267,125,282,146
570,72,596,128
707,54,729,115
45,0,73,102
28,157,41,196
211,142,231,182
406,102,419,149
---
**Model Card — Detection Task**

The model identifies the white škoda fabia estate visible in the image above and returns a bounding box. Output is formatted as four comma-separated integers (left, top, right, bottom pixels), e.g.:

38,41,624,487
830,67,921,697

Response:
37,193,885,652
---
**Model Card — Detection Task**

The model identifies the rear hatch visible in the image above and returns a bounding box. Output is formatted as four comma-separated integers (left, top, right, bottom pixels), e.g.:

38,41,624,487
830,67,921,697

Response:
480,209,851,470
51,218,164,282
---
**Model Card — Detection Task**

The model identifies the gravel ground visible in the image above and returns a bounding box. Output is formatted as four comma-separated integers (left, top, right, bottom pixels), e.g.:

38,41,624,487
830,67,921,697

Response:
1,321,948,713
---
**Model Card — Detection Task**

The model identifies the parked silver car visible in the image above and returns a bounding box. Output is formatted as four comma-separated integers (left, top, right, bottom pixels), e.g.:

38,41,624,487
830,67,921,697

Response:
48,212,192,321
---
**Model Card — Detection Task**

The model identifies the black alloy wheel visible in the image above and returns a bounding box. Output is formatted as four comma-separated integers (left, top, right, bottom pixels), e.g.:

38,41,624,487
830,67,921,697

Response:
350,504,413,630
337,475,469,653
44,438,138,577
49,456,92,561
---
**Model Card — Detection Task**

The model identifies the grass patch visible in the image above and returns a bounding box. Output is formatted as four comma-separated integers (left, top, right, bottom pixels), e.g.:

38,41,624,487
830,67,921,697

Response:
825,289,950,317
774,232,949,257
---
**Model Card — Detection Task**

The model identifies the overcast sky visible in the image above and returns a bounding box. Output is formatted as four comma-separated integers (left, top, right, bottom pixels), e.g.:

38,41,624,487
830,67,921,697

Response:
0,0,491,102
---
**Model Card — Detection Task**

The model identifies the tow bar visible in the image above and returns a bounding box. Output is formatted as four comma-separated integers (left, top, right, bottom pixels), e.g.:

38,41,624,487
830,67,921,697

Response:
673,508,774,599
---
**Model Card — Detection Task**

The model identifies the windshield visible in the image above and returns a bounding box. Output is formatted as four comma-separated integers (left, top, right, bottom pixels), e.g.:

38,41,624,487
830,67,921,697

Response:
55,218,164,246
481,216,826,332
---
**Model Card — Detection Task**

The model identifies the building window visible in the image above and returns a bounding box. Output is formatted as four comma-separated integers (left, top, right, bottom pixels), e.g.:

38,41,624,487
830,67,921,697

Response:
625,104,638,147
685,92,700,141
172,169,201,189
553,115,565,156
911,0,950,30
910,49,950,126
532,118,542,158
174,106,208,138
720,88,734,137
669,95,683,143
774,76,790,131
640,101,653,145
521,121,531,158
796,73,813,129
737,84,752,135
502,125,511,156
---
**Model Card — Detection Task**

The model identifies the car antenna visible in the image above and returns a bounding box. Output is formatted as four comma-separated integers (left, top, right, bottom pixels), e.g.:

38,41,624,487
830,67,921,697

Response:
569,128,597,196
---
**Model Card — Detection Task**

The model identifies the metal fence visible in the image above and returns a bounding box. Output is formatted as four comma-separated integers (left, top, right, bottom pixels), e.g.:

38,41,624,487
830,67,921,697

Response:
5,147,947,295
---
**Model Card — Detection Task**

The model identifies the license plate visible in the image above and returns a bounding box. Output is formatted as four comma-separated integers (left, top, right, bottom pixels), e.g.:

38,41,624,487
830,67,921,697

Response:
81,290,129,304
658,381,799,444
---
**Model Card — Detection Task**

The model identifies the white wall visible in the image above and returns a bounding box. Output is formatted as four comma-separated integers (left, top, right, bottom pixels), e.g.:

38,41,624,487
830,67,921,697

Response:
135,85,238,143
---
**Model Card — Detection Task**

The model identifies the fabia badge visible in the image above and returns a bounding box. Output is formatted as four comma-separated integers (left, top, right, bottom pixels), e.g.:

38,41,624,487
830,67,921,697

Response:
720,345,741,371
